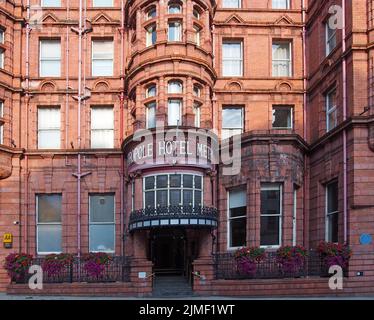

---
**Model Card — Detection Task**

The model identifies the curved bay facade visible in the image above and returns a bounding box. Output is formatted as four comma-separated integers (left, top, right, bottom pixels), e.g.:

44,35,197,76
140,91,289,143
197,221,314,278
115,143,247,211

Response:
1,0,374,297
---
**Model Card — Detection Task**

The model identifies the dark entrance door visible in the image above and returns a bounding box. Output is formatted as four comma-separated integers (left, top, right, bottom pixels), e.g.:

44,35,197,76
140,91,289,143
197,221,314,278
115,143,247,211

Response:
150,228,186,275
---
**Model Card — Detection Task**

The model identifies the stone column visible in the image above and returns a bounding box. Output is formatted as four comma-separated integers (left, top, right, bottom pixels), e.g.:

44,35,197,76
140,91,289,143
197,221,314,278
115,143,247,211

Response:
135,85,145,128
136,10,143,49
130,230,153,297
157,76,166,125
158,0,167,42
203,85,213,129
192,230,215,295
185,76,194,125
203,9,211,52
134,173,143,210
212,92,218,131
186,0,194,43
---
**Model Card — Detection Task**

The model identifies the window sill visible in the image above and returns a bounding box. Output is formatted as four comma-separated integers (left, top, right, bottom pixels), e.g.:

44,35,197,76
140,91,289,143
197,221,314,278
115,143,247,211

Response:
260,245,281,250
272,127,293,130
227,246,245,251
36,252,62,256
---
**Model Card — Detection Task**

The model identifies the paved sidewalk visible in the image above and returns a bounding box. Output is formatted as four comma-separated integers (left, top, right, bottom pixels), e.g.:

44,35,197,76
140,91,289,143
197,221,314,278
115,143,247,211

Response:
1,293,374,300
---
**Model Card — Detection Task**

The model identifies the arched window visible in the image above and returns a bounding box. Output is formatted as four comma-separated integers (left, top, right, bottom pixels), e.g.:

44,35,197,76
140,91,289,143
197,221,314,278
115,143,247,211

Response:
146,102,156,129
193,7,200,19
193,102,201,127
168,2,182,14
143,174,202,208
168,80,183,94
168,21,182,41
146,85,157,98
146,24,157,47
146,6,157,20
193,25,201,46
193,84,201,97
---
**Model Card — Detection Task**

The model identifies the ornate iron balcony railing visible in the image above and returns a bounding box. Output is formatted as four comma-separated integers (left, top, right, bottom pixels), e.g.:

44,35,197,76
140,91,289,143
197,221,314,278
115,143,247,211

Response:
11,256,132,284
128,205,218,232
214,251,349,280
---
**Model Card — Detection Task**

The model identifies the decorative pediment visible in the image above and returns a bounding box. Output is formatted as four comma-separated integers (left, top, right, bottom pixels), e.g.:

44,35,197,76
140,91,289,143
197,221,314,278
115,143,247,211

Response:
92,12,114,24
41,13,59,24
224,14,245,24
274,15,294,25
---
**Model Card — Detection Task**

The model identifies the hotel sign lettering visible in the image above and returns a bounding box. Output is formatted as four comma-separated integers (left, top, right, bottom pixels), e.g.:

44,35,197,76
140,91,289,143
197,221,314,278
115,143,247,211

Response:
127,140,213,167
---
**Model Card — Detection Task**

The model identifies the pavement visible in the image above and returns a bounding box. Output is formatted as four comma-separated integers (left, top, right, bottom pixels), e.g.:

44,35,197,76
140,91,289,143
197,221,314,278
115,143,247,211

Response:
1,293,374,300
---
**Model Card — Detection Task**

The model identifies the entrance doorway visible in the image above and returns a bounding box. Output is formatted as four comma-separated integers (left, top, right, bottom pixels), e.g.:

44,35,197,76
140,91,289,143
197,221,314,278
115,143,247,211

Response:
149,228,186,275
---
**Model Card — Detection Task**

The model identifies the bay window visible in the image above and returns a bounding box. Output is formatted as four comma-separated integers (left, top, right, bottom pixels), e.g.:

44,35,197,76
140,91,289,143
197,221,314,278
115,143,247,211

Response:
146,102,156,129
146,7,157,20
91,106,114,148
146,24,157,47
168,2,182,14
228,189,246,248
260,184,282,247
193,8,200,19
168,80,183,94
143,174,203,208
146,85,157,98
194,25,201,46
168,21,182,42
168,99,182,126
326,181,339,243
89,194,115,253
222,41,242,77
222,106,243,139
193,85,201,97
37,194,62,254
193,102,201,127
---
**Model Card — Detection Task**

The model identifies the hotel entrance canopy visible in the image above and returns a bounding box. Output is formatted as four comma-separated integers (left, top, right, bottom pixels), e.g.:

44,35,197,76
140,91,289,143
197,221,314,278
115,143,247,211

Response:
128,205,218,232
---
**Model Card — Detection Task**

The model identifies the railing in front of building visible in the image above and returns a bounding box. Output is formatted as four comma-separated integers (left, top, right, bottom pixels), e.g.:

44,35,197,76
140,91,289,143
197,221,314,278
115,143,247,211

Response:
13,256,131,284
128,205,218,231
214,251,348,280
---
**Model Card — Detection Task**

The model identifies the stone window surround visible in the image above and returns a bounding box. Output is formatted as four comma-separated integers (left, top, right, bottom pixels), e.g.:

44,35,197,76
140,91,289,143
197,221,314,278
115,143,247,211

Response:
140,77,206,128
139,0,208,50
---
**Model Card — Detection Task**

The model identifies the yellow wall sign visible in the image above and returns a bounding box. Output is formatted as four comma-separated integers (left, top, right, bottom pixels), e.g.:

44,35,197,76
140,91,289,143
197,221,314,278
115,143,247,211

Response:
3,233,13,248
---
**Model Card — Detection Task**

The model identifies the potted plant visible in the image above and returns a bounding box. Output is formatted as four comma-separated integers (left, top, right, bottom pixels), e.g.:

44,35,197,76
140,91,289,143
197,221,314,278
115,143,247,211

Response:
317,241,351,275
234,247,266,277
3,253,33,283
42,253,74,279
82,252,113,278
276,245,308,276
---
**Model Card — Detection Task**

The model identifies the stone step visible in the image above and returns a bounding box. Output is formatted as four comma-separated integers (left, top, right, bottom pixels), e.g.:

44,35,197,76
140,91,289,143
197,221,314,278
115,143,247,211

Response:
152,275,193,297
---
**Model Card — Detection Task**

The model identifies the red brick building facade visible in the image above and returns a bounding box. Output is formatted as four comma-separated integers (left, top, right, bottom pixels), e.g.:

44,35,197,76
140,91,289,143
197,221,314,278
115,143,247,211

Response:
0,0,374,297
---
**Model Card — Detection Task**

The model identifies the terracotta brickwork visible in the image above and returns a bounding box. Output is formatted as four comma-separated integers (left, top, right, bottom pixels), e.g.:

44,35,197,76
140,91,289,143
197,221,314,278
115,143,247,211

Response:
0,0,374,297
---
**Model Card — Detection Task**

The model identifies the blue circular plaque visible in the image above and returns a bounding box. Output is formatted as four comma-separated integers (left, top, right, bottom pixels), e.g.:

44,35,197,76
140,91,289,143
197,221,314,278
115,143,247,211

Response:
359,233,372,245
